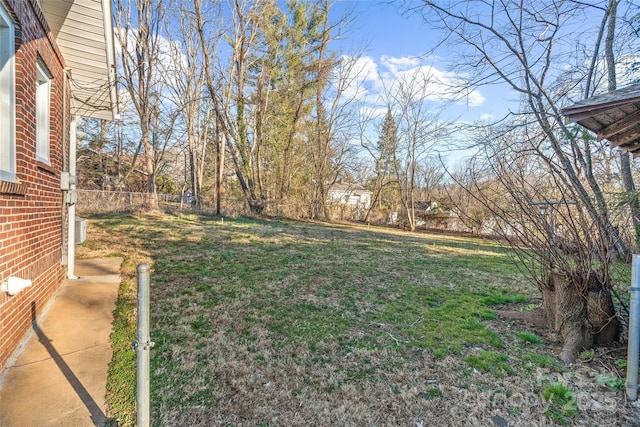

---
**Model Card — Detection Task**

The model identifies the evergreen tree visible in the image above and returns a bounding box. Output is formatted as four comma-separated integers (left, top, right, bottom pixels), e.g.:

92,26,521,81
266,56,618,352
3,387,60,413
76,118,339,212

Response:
373,109,399,211
378,109,398,179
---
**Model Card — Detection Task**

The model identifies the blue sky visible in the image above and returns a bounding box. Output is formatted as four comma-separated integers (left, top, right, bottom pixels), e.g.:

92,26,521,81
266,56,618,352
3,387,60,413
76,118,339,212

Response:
325,0,640,165
329,0,516,125
327,1,516,163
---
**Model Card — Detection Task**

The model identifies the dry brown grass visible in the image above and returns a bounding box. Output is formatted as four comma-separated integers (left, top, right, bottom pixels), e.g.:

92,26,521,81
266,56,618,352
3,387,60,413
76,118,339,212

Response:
80,213,638,426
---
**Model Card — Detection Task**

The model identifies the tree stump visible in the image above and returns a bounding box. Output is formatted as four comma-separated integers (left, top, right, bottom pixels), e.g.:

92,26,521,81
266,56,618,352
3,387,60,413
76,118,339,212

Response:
587,288,619,345
541,273,560,331
557,275,593,363
541,272,594,363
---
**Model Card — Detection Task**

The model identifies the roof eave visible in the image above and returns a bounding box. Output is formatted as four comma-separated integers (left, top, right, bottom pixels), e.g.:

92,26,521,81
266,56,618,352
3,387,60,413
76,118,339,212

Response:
561,85,640,155
41,0,119,121
102,0,119,120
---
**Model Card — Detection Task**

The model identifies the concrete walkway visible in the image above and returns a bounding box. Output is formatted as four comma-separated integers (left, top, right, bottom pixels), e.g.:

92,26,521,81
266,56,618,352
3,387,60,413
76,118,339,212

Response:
0,257,122,427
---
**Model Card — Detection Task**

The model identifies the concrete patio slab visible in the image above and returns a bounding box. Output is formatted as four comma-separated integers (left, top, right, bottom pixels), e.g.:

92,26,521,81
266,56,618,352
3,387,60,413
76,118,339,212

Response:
0,257,122,427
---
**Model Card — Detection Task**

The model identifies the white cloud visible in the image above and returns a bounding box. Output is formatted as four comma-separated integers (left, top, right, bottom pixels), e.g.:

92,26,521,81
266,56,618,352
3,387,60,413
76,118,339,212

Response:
340,54,486,111
359,105,388,119
380,55,420,75
335,55,377,103
355,56,379,83
466,90,486,107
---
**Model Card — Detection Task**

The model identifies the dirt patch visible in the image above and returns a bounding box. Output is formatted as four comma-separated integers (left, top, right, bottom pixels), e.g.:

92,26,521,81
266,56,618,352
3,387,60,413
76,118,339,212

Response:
493,302,626,359
493,301,551,340
495,307,548,328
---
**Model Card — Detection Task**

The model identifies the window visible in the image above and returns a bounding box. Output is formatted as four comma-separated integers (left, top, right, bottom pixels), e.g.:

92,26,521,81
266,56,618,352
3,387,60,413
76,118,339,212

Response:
0,5,15,181
36,61,51,165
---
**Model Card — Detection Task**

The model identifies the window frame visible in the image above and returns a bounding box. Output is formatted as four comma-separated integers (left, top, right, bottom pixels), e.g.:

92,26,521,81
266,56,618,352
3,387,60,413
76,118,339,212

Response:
0,4,15,182
35,61,51,166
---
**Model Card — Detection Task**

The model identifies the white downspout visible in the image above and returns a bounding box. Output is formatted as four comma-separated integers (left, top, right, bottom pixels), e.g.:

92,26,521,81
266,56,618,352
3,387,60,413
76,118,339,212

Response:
67,118,79,279
61,67,69,266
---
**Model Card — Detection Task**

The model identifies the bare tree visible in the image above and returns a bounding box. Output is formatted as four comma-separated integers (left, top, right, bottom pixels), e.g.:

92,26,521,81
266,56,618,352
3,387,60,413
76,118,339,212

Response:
307,8,363,220
164,0,219,209
414,0,634,361
307,0,340,220
457,123,621,361
188,0,231,215
416,157,446,203
416,0,630,258
76,118,114,190
114,0,167,209
390,70,448,231
445,158,495,234
193,0,357,217
195,0,264,213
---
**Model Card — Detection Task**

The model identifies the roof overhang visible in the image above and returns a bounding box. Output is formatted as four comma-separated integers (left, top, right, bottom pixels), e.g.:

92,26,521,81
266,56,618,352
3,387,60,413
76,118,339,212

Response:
41,0,118,121
561,84,640,156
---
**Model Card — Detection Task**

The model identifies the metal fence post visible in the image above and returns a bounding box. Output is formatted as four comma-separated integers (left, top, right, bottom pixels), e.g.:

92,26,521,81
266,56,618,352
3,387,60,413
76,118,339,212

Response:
136,263,153,426
627,255,640,401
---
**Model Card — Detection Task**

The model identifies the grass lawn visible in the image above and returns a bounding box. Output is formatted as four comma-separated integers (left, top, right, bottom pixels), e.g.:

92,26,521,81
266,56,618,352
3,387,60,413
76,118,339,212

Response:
78,213,635,426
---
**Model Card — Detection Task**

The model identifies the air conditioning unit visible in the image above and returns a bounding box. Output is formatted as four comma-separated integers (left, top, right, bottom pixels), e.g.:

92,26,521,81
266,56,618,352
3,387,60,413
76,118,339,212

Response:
75,217,87,245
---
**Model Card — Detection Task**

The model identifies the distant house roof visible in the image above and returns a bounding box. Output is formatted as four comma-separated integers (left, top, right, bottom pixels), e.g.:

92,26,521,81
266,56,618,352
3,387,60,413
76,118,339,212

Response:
41,0,118,121
561,84,640,155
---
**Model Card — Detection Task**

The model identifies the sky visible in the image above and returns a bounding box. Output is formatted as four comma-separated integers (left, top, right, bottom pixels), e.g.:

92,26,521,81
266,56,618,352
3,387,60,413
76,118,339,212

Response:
326,0,519,164
330,1,516,120
117,0,636,166
323,0,640,166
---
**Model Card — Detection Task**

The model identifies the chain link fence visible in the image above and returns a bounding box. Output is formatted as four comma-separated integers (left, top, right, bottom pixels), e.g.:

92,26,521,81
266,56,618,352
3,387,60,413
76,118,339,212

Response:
77,189,392,222
76,190,341,219
76,190,247,216
76,189,467,233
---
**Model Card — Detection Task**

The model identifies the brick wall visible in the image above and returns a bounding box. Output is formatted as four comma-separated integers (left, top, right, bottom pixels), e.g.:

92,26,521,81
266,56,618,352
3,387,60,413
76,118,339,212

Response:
0,0,69,370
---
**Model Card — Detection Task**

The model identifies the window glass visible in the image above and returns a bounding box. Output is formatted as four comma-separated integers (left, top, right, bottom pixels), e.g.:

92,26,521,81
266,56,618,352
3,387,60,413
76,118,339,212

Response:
36,61,51,165
0,5,15,181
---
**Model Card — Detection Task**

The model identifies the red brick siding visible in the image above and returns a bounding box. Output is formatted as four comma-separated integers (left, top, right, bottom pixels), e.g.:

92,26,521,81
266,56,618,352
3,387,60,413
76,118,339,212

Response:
0,0,69,370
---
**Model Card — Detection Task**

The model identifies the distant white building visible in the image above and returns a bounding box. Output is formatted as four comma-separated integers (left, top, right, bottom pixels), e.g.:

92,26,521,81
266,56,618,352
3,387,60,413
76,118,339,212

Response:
327,184,372,209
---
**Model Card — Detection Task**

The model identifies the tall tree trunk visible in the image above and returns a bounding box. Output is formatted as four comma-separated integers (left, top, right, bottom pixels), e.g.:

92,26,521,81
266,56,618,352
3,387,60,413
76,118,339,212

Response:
141,127,159,209
188,131,199,209
621,153,640,249
216,113,224,216
115,0,163,210
605,0,640,251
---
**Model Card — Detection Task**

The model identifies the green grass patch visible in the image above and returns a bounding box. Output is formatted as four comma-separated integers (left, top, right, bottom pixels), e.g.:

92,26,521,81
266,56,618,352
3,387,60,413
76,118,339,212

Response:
104,280,137,427
483,292,529,305
514,331,544,345
541,383,579,425
597,373,625,391
522,351,555,370
580,349,595,360
383,289,506,356
465,351,514,375
420,387,444,399
84,213,565,425
265,302,351,344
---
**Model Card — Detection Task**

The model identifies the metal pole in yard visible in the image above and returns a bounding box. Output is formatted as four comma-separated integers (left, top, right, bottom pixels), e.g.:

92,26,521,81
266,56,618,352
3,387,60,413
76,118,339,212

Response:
626,255,640,401
136,263,153,426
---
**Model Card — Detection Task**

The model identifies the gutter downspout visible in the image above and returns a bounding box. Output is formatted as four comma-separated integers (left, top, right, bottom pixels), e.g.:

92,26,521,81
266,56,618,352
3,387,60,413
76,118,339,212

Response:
61,68,69,266
67,118,79,279
102,0,119,121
